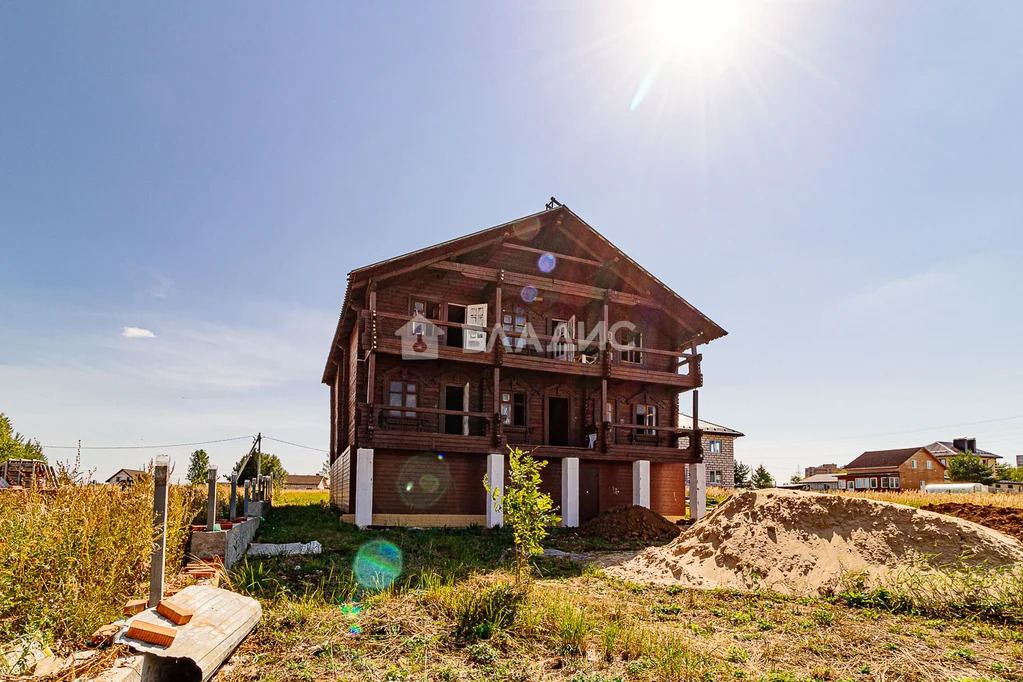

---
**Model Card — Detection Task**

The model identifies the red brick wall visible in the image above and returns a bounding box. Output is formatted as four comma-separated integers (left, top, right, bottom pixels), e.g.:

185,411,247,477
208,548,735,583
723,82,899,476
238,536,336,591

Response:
597,461,633,512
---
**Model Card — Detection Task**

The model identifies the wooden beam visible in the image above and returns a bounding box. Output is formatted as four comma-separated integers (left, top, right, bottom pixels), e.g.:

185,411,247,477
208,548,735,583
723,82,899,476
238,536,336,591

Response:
501,243,602,267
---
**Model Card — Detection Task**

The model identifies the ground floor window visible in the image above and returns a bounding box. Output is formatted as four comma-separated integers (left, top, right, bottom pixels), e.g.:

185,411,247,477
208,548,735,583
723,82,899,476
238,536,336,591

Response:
880,476,900,489
838,479,847,489
869,478,878,488
709,470,723,484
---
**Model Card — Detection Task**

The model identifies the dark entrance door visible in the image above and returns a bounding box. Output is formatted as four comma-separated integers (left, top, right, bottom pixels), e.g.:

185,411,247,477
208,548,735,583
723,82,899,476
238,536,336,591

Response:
548,397,570,446
580,462,600,523
444,385,465,434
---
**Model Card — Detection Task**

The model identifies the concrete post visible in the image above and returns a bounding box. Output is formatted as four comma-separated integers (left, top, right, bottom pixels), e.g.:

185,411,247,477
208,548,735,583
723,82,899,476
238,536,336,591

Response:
148,459,169,608
560,457,579,528
485,453,504,528
230,473,238,519
206,466,218,531
632,460,651,508
688,462,707,520
243,480,250,517
354,448,374,528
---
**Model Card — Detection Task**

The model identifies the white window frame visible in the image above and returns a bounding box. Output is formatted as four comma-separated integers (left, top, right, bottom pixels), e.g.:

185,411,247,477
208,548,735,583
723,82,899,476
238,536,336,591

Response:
708,439,722,454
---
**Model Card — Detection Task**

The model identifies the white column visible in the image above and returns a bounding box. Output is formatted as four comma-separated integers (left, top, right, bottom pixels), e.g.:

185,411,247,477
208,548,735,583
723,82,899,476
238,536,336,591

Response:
355,448,374,528
632,460,651,508
486,453,504,528
688,462,706,520
560,457,579,528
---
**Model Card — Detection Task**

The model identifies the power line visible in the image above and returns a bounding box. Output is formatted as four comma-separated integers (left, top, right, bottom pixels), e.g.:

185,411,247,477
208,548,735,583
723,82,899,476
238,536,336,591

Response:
41,436,253,451
262,436,328,453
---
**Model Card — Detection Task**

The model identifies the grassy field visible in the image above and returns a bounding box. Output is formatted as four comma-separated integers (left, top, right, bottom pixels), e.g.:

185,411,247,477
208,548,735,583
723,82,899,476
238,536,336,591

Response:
221,497,1023,681
0,480,204,651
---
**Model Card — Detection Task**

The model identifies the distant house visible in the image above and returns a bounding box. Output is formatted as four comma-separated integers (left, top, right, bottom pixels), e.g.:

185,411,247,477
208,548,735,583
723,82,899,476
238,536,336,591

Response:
838,447,945,492
105,468,145,486
804,464,838,479
285,474,328,490
678,414,744,488
926,438,1002,470
800,473,841,491
991,480,1023,494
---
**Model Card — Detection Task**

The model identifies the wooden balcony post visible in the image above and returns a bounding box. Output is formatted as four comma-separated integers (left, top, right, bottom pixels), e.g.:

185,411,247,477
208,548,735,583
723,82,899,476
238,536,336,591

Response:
366,283,377,406
493,271,504,448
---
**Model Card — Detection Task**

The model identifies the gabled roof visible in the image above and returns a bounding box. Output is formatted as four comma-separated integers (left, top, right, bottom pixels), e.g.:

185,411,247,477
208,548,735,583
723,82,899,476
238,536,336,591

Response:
105,468,145,483
932,441,1002,460
844,447,935,470
323,204,727,382
286,474,326,486
677,414,744,437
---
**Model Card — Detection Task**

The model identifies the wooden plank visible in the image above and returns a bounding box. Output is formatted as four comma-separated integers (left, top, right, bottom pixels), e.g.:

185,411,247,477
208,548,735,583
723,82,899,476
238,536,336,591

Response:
117,585,261,682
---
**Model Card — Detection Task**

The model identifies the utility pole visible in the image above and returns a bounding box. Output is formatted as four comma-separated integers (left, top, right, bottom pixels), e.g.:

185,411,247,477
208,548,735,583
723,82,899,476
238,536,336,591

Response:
256,432,262,482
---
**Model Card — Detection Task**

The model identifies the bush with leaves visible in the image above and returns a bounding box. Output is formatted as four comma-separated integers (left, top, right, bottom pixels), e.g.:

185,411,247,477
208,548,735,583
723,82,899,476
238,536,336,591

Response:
0,412,44,464
947,451,997,485
484,447,560,582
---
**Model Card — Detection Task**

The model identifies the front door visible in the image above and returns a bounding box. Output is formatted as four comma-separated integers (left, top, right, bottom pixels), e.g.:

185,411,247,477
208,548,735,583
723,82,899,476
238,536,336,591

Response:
548,397,570,446
444,385,467,434
580,462,600,523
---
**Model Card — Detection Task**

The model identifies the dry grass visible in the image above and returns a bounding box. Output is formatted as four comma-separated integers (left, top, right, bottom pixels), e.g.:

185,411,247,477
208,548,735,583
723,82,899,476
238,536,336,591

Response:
220,570,1023,681
707,486,1023,510
0,480,203,650
839,489,1023,509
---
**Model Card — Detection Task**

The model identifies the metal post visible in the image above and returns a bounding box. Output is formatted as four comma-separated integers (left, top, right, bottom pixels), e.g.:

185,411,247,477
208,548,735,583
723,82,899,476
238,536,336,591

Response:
206,466,218,531
149,458,170,608
230,473,238,519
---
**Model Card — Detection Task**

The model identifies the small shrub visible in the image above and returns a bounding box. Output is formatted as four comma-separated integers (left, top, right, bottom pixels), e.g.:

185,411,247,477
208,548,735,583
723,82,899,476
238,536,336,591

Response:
550,600,592,655
449,580,523,641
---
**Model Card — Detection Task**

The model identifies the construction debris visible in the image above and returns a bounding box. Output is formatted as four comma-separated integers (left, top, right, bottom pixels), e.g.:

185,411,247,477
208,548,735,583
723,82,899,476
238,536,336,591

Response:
125,620,177,647
89,623,124,648
576,505,681,543
0,459,58,490
122,599,147,617
609,489,1023,595
157,599,195,626
247,540,322,557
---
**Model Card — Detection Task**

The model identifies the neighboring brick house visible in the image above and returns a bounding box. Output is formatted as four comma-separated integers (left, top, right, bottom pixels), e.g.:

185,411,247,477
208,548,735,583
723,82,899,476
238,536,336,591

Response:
285,474,328,490
804,464,838,478
838,447,946,492
678,414,743,488
926,438,1003,471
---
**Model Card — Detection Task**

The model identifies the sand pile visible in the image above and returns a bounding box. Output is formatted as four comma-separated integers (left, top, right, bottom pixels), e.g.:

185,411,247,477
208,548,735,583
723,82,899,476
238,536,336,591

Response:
921,502,1023,542
607,489,1023,595
577,505,682,542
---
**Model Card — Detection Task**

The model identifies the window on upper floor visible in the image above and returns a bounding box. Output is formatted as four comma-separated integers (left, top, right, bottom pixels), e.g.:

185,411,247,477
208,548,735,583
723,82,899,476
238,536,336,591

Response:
387,380,417,417
926,460,932,470
410,300,440,335
620,328,644,364
911,459,918,469
500,392,526,427
708,439,722,454
634,404,657,435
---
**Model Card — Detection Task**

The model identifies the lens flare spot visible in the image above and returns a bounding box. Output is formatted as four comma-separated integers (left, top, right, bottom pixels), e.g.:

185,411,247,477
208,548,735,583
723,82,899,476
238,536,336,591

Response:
353,539,403,590
520,285,538,303
419,473,440,494
537,253,557,273
437,453,445,461
405,481,414,492
348,624,362,636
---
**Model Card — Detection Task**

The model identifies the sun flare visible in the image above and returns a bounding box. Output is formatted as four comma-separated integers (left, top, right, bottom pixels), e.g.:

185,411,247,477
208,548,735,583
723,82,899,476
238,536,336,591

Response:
647,0,747,58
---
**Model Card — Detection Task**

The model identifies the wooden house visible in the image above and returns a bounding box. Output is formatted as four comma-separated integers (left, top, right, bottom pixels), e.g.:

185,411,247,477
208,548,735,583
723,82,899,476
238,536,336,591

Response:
322,203,727,527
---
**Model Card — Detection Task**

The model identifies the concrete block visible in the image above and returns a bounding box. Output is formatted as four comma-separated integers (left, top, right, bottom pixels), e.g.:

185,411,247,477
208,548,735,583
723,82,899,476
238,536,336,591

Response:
561,457,579,528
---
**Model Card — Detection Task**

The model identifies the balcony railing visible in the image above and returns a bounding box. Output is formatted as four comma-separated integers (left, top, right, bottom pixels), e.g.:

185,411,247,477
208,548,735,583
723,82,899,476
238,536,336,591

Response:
367,310,700,385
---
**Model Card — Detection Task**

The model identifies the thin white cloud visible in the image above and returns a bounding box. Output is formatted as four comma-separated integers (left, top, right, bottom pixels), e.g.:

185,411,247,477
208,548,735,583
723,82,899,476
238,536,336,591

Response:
122,326,156,338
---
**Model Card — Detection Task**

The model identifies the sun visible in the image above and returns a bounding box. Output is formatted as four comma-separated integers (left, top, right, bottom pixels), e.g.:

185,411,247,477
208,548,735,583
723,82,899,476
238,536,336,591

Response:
646,0,748,59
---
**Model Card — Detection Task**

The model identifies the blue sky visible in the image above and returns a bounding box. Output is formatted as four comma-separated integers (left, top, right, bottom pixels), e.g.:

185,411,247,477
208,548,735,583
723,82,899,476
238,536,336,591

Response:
2,1,1021,482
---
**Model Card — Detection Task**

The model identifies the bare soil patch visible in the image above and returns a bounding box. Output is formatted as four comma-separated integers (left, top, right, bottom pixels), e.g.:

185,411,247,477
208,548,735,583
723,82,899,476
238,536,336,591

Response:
575,505,682,543
921,501,1023,542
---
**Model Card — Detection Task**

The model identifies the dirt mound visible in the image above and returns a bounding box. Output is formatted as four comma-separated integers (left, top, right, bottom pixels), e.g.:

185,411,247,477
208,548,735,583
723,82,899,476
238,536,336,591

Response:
577,505,681,542
607,489,1023,595
921,502,1023,542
